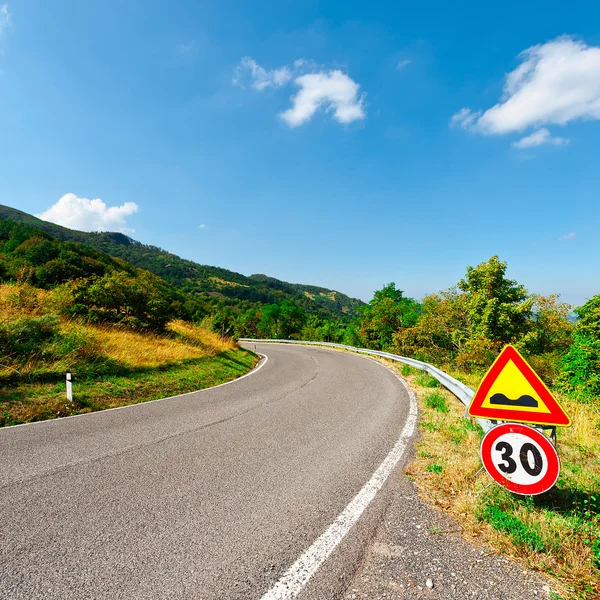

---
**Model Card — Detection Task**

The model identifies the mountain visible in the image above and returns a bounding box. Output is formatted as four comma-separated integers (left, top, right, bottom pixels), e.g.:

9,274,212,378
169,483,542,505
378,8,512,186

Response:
0,204,364,320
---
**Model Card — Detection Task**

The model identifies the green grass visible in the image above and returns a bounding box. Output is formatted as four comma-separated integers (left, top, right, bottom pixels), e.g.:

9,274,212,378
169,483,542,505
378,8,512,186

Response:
427,464,444,474
400,364,416,377
0,349,258,426
414,371,440,388
424,390,449,413
480,505,546,552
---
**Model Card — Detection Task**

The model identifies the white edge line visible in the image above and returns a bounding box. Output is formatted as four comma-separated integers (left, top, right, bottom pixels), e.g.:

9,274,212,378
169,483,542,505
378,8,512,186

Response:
260,357,418,600
2,352,268,431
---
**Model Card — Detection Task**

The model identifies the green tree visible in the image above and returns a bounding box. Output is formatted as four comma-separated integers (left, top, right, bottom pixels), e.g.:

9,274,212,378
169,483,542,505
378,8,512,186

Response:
300,314,322,341
236,307,262,338
256,301,305,338
359,283,419,351
458,256,534,344
14,236,59,266
342,323,362,347
317,320,343,343
211,308,236,338
71,271,173,331
393,289,471,362
559,295,600,399
521,294,573,355
394,257,546,370
279,300,305,338
258,303,280,338
457,255,532,345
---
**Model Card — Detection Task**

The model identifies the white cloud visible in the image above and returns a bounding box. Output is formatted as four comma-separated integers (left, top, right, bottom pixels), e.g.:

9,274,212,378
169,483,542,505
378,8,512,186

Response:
233,56,366,127
452,36,600,143
233,56,293,91
0,4,11,37
451,107,481,129
396,59,411,70
280,70,366,127
512,128,569,148
560,232,576,240
37,194,139,233
198,223,206,229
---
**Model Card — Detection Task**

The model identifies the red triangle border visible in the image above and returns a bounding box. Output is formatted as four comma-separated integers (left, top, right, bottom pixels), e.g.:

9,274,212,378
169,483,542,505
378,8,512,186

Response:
468,345,571,426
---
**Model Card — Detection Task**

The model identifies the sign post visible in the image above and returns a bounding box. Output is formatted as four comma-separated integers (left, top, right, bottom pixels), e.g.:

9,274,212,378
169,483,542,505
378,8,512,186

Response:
469,345,571,495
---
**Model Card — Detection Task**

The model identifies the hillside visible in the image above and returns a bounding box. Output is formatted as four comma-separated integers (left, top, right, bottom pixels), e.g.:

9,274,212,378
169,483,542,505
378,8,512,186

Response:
0,282,257,425
0,204,363,320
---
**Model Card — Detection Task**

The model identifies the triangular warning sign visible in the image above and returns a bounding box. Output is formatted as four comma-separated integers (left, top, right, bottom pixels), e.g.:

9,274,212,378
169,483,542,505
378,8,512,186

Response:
468,345,571,427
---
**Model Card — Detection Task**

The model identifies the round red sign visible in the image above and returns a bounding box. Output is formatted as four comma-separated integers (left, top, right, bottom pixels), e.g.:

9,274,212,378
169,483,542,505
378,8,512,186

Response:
480,423,560,495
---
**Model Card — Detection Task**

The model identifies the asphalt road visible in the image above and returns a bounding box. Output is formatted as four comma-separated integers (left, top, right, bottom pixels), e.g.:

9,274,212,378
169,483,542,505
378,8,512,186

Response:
0,343,412,600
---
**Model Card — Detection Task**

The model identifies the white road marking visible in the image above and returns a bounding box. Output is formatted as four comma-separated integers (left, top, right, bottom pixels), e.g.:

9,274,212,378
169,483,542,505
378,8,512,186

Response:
260,362,418,600
3,352,268,430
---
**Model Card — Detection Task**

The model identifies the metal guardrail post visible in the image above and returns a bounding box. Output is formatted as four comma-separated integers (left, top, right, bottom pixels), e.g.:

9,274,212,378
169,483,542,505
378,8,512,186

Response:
239,338,495,433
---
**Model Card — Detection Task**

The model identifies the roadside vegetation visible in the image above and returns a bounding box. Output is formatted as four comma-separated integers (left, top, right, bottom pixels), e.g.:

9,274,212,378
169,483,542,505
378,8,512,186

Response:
395,365,599,600
0,283,257,426
0,205,364,335
343,257,599,599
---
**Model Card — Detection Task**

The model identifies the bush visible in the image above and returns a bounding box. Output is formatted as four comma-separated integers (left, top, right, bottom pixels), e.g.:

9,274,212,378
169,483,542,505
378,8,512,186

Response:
45,327,101,362
559,295,600,400
455,337,501,371
0,315,59,356
70,271,174,332
526,352,563,386
400,364,414,376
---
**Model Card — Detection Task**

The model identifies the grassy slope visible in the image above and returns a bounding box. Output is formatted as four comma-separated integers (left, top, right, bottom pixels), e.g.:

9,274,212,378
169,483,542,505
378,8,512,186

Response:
0,285,258,426
0,205,363,319
391,363,600,600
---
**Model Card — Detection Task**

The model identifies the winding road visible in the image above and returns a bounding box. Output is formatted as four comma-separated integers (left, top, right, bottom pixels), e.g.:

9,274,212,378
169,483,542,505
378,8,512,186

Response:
0,343,414,599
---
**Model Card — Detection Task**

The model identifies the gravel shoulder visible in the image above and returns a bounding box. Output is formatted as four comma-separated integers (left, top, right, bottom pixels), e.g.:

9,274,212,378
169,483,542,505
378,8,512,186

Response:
342,429,557,600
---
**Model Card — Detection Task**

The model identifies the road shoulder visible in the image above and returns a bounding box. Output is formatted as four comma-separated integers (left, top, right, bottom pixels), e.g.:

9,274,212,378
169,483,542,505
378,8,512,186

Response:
343,411,555,600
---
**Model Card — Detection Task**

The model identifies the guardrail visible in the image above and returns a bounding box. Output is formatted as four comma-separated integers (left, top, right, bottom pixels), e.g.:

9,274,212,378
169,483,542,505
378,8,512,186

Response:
239,338,495,433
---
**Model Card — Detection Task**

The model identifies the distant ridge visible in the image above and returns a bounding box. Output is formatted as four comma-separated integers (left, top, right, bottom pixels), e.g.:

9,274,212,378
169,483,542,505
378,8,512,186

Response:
0,204,363,319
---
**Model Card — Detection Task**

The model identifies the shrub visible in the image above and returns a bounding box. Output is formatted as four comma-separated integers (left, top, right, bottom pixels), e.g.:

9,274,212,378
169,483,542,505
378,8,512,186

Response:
70,271,173,332
526,352,563,387
559,295,600,400
0,315,59,356
46,327,102,362
400,364,414,376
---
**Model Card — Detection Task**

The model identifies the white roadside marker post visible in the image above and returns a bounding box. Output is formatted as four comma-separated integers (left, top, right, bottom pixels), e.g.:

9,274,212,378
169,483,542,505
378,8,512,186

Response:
66,369,73,402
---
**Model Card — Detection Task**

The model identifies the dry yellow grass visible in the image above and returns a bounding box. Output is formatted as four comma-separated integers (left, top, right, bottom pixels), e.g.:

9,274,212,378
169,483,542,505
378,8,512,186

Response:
208,276,249,288
0,283,238,379
384,360,600,600
0,283,255,426
0,283,47,320
89,320,235,368
168,319,236,353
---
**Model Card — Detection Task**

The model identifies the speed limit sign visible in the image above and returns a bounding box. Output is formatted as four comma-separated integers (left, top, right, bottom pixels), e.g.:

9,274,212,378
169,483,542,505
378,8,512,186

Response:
480,423,560,495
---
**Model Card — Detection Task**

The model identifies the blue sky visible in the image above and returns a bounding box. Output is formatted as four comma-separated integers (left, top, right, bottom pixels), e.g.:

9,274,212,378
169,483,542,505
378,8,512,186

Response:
0,1,598,305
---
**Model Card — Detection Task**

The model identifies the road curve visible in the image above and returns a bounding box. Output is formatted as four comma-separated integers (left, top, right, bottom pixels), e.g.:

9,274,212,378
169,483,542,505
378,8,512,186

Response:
0,343,412,599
